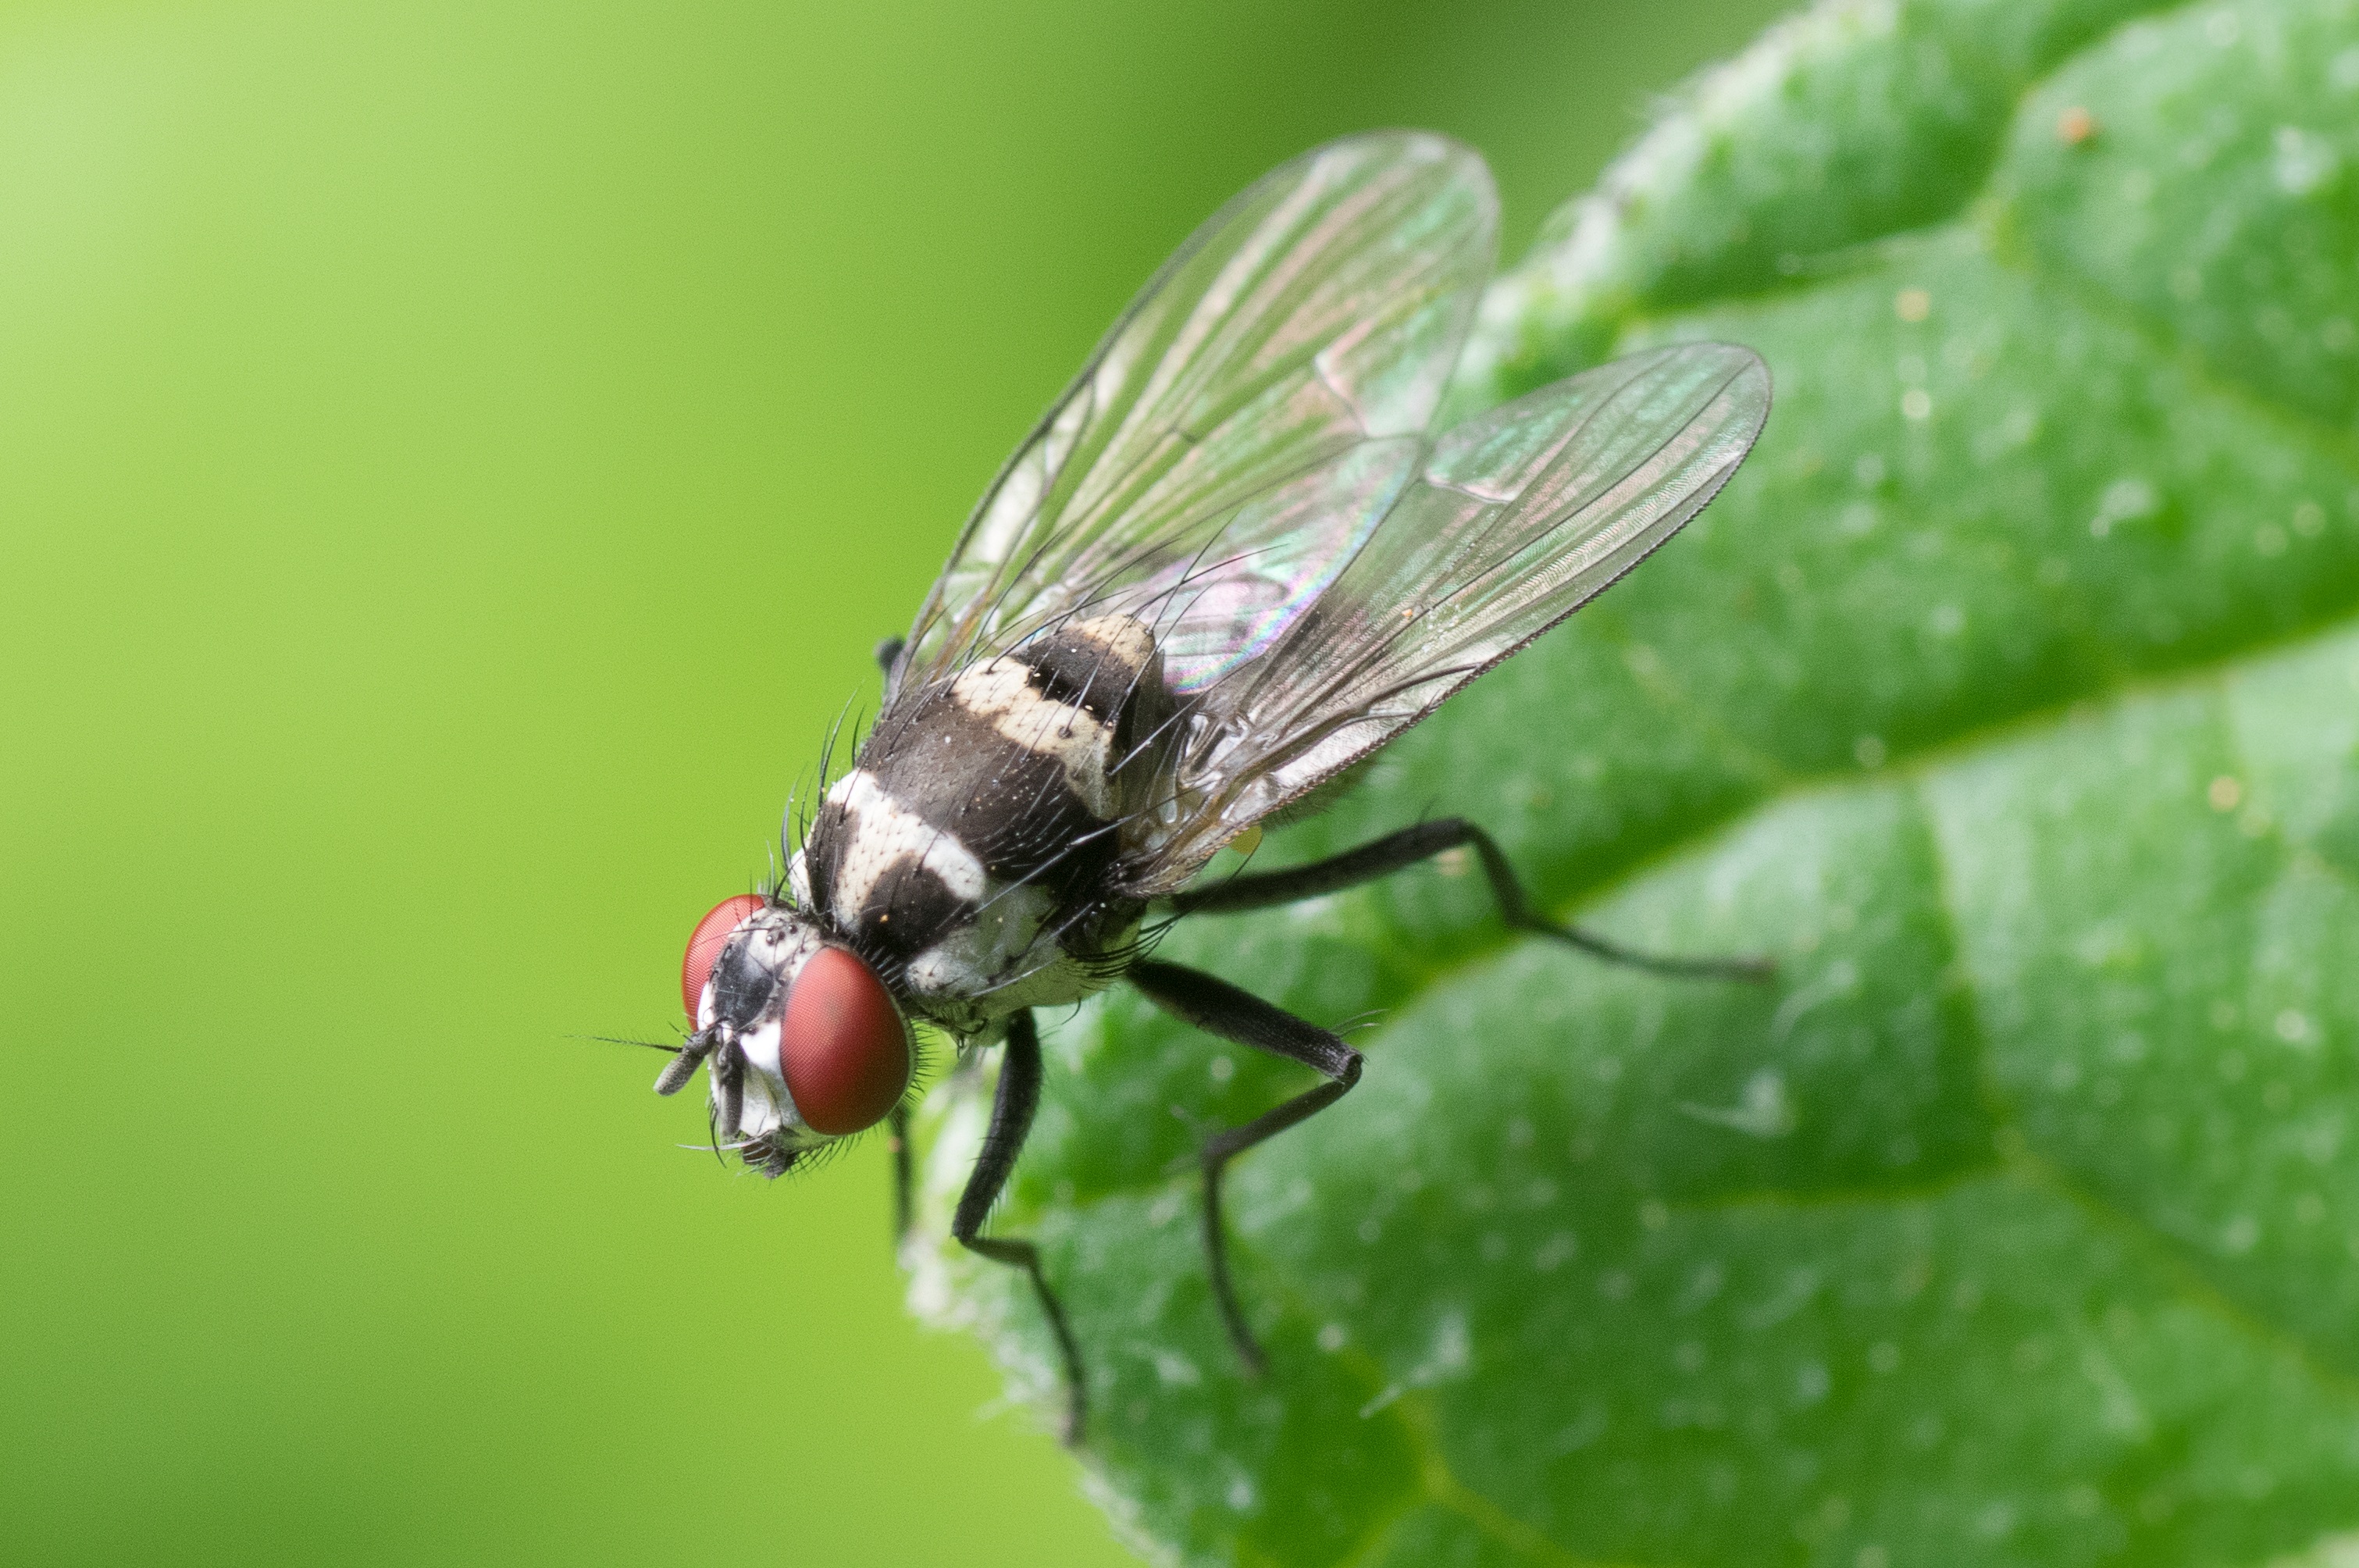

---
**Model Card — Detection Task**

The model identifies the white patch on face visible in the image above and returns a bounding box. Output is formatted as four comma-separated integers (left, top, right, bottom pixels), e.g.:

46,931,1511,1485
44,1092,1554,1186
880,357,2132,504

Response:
694,907,824,1139
825,768,988,915
949,659,1115,815
736,1014,783,1079
718,1020,795,1139
787,850,811,907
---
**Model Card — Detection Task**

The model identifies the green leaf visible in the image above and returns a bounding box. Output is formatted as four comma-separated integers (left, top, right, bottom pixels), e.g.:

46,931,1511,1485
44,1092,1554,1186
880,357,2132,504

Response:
911,0,2359,1562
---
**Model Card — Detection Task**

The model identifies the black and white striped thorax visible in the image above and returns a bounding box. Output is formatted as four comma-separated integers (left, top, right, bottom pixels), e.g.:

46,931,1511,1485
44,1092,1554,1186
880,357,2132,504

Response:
793,615,1174,1035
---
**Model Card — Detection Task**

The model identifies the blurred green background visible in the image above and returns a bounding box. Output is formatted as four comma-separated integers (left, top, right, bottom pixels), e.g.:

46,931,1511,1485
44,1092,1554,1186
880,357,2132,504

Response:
0,2,1786,1562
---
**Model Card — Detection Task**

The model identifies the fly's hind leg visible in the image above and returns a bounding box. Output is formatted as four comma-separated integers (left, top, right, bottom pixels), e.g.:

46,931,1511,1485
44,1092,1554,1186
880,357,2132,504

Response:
1171,818,1770,982
1127,960,1363,1376
953,1010,1089,1445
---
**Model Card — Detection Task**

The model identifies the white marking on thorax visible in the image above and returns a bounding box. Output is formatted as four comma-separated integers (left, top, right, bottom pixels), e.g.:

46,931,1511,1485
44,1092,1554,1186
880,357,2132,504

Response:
825,768,987,914
725,1016,794,1139
949,659,1115,815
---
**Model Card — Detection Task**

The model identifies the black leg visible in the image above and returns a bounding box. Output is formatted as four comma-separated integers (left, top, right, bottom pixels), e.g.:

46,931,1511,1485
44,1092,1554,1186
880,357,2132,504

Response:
1128,960,1363,1376
711,1035,744,1143
951,1010,1088,1445
888,1103,914,1245
1171,817,1770,981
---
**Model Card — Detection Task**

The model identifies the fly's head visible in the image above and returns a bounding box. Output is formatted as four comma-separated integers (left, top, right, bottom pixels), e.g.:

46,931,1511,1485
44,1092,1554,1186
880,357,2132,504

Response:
662,895,914,1177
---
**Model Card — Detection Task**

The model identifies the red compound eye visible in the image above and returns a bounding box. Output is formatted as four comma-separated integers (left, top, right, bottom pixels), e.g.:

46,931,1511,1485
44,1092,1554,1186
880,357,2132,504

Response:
681,894,765,1017
781,946,911,1136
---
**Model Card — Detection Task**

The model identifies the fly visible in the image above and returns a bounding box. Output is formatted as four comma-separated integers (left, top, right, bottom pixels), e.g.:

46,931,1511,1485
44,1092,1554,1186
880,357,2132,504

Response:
650,132,1772,1445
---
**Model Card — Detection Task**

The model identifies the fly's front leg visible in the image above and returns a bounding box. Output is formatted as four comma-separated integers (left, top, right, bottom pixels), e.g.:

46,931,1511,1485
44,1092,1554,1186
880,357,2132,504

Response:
888,1102,913,1245
1171,818,1770,981
1127,960,1363,1376
952,1010,1088,1445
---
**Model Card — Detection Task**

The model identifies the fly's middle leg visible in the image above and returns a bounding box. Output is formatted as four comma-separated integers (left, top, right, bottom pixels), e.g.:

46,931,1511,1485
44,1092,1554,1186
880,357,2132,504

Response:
1171,817,1771,982
1127,959,1363,1376
951,1010,1089,1445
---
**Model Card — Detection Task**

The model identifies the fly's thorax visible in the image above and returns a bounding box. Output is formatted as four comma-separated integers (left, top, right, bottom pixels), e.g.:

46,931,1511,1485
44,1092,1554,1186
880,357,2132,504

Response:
897,898,1146,1035
942,658,1119,817
799,613,1174,1017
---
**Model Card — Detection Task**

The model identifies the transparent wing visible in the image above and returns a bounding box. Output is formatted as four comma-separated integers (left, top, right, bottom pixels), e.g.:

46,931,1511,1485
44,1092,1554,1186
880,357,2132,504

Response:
893,132,1497,699
1132,342,1772,889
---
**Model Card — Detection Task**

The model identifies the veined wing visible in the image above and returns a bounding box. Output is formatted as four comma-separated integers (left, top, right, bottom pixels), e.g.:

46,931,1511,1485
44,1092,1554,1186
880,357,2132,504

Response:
894,132,1497,700
1131,341,1772,889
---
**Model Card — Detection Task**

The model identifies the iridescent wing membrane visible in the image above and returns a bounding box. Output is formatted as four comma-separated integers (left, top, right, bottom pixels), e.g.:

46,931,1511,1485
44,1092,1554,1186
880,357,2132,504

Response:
889,131,1770,894
1141,342,1769,884
895,132,1498,697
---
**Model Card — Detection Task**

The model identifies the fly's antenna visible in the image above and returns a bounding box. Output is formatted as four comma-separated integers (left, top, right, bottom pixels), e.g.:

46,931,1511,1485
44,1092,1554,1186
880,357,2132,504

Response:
573,1032,686,1056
